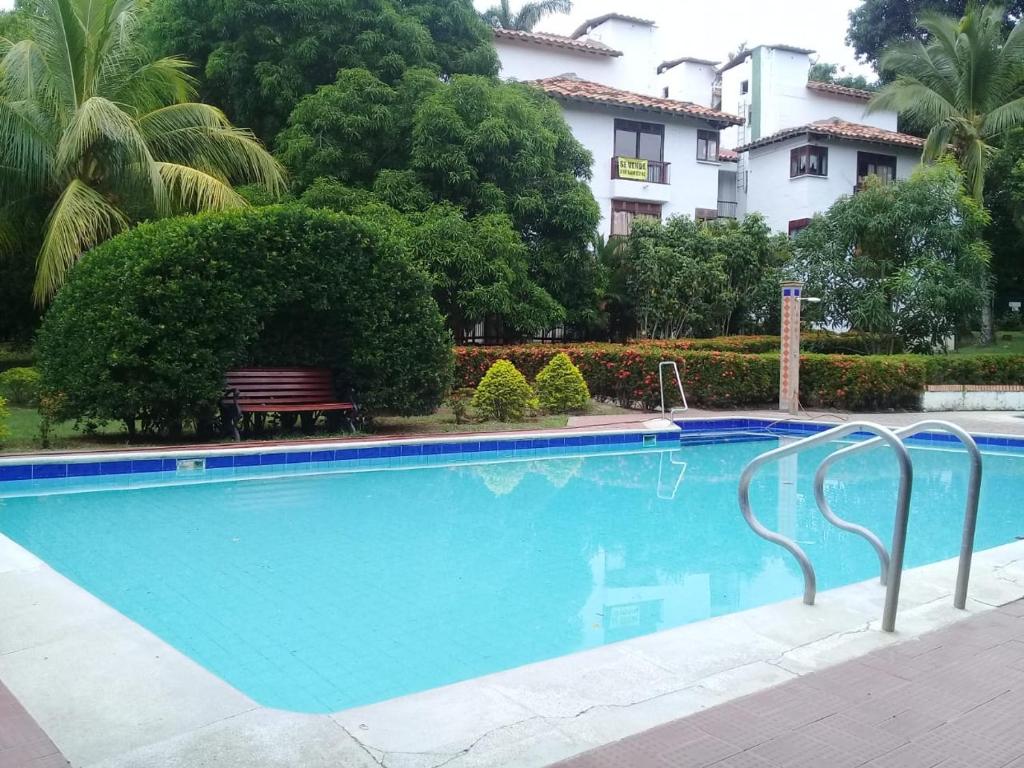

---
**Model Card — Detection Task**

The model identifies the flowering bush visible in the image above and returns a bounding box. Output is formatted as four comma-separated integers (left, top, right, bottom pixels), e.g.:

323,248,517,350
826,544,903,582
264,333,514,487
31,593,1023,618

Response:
535,353,590,413
455,345,1024,412
471,360,538,422
0,367,41,406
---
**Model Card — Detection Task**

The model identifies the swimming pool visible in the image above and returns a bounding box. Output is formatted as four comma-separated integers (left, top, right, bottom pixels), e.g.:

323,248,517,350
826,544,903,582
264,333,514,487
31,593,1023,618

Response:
1,422,1022,714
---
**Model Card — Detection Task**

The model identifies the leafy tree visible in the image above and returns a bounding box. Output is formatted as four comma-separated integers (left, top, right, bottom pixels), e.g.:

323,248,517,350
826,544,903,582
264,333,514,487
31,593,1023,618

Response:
808,61,879,91
37,205,453,436
300,179,564,337
0,0,285,304
279,70,602,332
143,0,498,143
792,163,990,353
480,0,573,31
984,128,1024,312
847,0,1024,69
869,3,1024,200
616,214,787,339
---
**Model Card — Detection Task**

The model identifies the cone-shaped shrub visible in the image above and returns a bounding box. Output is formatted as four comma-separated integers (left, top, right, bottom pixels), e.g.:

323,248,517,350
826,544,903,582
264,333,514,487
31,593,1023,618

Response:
471,360,536,422
535,353,590,413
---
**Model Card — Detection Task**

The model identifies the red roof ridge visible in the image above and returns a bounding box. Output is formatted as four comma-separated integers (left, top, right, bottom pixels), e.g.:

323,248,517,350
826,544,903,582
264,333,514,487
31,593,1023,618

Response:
531,76,744,127
806,80,875,102
492,28,623,57
735,118,925,153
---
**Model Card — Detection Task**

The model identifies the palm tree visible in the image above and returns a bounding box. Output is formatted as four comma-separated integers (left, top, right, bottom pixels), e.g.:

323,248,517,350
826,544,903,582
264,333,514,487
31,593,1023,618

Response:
0,0,285,304
481,0,573,32
868,3,1024,202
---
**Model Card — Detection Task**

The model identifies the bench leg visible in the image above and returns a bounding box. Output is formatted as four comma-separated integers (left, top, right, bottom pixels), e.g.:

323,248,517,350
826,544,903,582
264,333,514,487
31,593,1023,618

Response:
300,412,317,433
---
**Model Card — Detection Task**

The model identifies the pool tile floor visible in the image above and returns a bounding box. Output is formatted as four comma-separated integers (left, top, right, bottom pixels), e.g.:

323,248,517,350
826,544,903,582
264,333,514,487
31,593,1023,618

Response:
0,681,67,768
550,600,1024,768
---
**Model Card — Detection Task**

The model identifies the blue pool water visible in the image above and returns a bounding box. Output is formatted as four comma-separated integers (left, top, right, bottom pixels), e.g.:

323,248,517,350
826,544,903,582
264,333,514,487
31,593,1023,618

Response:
1,433,1023,713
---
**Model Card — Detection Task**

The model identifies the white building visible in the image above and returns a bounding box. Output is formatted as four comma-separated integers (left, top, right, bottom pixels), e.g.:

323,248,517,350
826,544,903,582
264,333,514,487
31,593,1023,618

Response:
491,19,927,236
494,16,744,235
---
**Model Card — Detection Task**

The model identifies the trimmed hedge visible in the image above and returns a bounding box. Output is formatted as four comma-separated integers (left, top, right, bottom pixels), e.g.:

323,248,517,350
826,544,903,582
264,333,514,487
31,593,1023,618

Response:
455,345,1024,412
38,206,454,435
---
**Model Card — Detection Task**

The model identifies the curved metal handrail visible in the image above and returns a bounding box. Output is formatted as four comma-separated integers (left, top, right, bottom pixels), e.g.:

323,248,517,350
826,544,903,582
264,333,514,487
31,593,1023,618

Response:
816,420,982,611
738,422,913,632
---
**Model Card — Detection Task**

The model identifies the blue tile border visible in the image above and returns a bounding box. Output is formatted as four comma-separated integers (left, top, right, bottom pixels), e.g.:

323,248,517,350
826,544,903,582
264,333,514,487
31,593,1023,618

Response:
4,421,1024,485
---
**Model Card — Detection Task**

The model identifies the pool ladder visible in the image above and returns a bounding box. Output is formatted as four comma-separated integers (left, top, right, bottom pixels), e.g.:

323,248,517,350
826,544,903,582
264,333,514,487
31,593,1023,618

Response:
738,420,982,632
658,361,689,417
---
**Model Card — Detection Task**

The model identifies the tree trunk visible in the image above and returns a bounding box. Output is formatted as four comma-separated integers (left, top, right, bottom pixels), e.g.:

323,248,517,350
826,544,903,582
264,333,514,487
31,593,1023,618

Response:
980,292,995,346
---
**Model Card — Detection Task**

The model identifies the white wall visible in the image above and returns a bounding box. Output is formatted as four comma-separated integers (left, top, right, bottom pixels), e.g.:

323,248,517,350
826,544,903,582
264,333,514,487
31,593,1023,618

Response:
582,19,660,95
758,48,815,138
720,56,753,150
802,92,897,131
494,39,618,85
743,136,921,232
657,62,717,106
562,104,723,234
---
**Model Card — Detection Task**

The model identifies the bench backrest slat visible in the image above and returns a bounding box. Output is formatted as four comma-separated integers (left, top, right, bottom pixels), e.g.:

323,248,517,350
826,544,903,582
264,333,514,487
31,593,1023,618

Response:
225,368,341,405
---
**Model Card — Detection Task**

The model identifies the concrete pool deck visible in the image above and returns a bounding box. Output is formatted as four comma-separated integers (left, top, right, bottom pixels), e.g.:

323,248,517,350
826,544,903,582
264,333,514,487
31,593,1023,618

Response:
553,599,1024,768
2,409,1024,767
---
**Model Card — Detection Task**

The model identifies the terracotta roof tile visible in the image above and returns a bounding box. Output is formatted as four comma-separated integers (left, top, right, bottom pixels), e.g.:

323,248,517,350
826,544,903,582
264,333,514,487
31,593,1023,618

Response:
492,28,622,57
735,118,925,152
719,148,739,161
532,76,744,126
806,80,875,102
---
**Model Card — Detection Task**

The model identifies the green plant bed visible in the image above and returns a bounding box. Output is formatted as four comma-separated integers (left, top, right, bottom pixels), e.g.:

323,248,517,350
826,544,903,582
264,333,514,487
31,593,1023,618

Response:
0,401,635,455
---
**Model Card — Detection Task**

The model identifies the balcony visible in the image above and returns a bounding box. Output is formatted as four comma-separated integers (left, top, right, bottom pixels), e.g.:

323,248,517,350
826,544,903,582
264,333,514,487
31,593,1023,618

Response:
610,156,671,185
717,200,738,219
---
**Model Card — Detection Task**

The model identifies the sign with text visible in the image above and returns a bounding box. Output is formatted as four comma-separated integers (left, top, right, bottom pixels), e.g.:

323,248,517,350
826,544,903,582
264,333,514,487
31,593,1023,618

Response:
617,157,649,181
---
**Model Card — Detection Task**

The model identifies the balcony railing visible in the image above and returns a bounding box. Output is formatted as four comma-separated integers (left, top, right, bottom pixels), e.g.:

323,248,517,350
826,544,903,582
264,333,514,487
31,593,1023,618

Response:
610,156,671,184
718,200,738,219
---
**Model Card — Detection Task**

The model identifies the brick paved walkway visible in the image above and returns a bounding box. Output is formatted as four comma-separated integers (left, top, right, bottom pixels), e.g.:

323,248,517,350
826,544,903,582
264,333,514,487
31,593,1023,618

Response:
552,601,1024,768
0,681,67,768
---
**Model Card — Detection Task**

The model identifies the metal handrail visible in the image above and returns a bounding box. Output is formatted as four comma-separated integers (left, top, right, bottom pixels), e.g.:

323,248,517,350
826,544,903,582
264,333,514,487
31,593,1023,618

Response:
816,420,982,611
658,361,688,416
738,422,913,632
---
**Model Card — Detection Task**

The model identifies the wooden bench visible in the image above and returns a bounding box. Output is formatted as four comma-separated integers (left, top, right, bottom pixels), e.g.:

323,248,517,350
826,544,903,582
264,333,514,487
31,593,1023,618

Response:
220,368,360,440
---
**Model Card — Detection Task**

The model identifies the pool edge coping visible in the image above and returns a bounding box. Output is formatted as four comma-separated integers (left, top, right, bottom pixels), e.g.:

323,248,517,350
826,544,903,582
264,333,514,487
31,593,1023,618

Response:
3,532,1024,767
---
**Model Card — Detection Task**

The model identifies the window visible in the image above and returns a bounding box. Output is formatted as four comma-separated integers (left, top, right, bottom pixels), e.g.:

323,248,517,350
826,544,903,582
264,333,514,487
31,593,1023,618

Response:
614,119,665,161
697,130,720,162
790,146,828,178
662,86,670,98
740,80,749,95
857,152,897,185
610,200,662,236
788,218,811,237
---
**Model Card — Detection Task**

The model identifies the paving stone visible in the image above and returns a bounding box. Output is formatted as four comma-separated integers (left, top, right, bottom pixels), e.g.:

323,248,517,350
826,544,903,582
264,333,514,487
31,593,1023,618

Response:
550,604,1024,768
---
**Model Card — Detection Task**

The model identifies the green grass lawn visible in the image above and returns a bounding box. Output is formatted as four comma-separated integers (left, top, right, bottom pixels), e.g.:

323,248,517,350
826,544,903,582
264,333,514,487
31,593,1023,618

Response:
951,331,1024,356
1,401,635,455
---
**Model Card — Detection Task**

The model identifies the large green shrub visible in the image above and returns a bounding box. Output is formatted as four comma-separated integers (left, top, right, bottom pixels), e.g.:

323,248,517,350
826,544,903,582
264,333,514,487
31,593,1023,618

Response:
535,353,590,413
0,395,8,444
37,206,453,436
471,360,537,422
0,367,41,406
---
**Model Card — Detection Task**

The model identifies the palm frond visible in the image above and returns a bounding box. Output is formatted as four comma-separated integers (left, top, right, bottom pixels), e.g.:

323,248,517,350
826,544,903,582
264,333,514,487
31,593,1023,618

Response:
869,77,957,125
100,55,196,113
34,177,129,304
982,96,1024,136
30,0,87,110
156,161,248,213
0,98,57,196
139,103,286,194
54,95,168,214
923,123,954,163
513,0,573,31
480,0,512,28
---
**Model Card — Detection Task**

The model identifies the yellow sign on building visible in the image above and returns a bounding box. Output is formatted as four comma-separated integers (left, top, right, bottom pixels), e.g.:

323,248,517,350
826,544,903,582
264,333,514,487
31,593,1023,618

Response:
617,157,649,181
